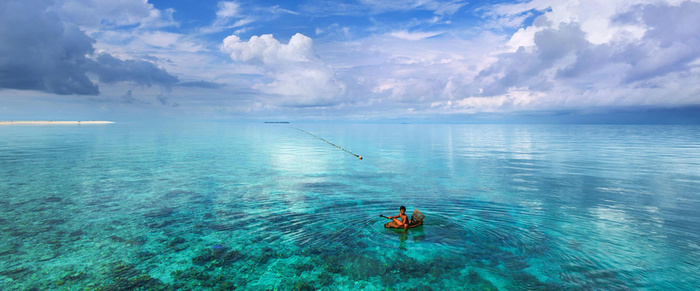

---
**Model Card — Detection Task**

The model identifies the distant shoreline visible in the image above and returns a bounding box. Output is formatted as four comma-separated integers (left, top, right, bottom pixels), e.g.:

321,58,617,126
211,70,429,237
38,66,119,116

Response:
0,121,114,125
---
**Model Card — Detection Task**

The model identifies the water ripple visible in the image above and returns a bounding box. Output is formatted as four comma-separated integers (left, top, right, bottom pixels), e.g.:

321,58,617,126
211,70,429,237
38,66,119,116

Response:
1,124,699,290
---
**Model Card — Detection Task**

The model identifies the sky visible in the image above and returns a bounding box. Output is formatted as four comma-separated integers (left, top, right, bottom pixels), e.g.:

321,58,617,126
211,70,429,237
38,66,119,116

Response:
1,0,699,123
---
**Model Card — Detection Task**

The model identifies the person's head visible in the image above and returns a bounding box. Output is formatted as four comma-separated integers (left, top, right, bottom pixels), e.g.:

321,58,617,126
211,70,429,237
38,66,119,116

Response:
400,206,406,213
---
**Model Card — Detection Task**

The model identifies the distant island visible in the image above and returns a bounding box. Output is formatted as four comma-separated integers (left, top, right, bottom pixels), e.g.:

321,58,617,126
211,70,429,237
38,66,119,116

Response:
264,121,290,124
0,121,114,125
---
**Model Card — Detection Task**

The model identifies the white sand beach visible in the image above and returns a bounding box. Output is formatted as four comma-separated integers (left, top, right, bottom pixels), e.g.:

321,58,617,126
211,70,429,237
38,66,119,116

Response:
0,121,114,125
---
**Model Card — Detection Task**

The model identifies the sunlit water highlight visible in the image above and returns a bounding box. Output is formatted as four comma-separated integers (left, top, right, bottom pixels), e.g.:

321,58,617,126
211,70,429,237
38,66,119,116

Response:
1,123,698,290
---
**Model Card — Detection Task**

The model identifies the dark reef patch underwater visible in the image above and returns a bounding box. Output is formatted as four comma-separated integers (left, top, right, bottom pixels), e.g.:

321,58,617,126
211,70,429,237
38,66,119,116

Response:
1,123,699,290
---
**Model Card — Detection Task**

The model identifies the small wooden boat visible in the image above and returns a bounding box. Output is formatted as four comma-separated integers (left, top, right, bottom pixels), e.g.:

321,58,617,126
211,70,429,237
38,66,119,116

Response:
383,208,425,229
384,220,423,229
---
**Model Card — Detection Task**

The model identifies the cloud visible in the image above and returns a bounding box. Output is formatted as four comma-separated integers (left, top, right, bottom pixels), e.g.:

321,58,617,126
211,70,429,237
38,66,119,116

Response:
621,1,700,83
360,0,467,15
199,1,256,34
222,33,345,106
89,54,179,89
54,0,177,29
302,0,467,16
3,0,698,120
121,89,149,104
317,30,503,104
389,30,444,41
176,81,224,89
0,0,179,96
473,23,588,96
300,0,700,117
223,34,315,64
217,1,240,18
156,93,169,105
156,92,179,107
455,0,700,113
135,31,205,53
0,0,98,95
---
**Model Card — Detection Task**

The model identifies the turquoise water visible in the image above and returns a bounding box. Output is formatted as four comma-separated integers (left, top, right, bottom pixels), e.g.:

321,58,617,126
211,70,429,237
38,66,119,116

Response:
1,123,699,290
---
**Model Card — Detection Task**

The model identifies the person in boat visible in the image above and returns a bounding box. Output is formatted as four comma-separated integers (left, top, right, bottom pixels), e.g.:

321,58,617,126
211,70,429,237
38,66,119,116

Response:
384,205,412,231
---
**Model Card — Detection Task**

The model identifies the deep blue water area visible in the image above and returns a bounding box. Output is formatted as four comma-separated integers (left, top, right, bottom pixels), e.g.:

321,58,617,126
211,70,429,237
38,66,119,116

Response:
1,123,699,290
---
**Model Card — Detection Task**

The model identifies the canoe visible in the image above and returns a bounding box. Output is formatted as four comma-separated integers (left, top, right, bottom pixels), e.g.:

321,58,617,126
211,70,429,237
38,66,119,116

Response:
384,220,423,229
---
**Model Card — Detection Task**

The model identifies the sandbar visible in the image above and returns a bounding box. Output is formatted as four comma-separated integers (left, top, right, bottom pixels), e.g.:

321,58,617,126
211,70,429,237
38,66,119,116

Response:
0,121,114,125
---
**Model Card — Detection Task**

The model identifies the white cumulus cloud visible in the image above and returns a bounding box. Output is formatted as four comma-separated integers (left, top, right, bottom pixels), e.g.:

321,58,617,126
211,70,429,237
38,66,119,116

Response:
222,33,345,107
223,34,315,64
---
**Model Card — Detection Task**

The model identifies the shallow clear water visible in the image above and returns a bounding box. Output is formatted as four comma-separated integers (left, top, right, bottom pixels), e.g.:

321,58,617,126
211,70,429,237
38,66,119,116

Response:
1,123,699,290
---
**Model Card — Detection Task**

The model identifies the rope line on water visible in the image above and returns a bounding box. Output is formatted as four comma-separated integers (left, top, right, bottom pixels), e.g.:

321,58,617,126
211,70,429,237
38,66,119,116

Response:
293,127,363,160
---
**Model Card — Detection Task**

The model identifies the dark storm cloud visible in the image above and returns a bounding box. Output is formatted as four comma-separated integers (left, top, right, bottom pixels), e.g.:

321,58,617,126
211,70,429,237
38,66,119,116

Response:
89,54,179,89
0,0,98,95
0,0,178,96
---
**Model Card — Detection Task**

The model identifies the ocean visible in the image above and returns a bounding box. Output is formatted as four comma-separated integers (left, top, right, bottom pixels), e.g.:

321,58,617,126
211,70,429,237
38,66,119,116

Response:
1,123,698,290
